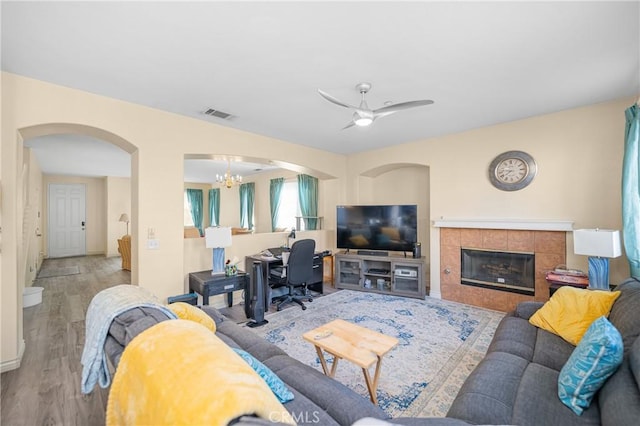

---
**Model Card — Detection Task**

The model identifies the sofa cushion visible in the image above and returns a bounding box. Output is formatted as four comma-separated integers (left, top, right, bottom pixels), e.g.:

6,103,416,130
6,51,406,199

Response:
529,286,620,345
631,335,640,386
447,351,529,424
597,335,640,426
558,316,624,415
513,363,601,426
607,278,640,352
200,305,227,326
514,301,545,320
262,354,389,425
216,320,288,362
487,316,537,361
232,348,295,403
531,327,576,372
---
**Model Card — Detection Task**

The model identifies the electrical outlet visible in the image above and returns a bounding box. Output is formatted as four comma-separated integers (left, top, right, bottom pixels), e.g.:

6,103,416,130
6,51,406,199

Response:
147,239,160,249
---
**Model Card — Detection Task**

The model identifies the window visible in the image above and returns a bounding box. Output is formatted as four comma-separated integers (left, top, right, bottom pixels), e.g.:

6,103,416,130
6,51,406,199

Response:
183,191,194,227
276,180,300,230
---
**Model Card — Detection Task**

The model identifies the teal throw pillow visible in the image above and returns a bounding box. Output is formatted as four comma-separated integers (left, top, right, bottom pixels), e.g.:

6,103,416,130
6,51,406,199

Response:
232,348,294,403
558,316,623,415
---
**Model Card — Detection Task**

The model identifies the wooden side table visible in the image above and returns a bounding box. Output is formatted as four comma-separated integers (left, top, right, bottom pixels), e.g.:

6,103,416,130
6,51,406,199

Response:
302,319,398,405
188,270,248,306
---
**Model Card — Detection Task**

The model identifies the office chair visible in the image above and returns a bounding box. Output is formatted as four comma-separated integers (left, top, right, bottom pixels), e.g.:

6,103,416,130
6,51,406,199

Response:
269,239,316,311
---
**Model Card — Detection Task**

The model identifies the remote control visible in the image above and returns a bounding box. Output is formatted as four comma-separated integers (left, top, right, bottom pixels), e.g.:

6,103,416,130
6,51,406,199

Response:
314,330,332,340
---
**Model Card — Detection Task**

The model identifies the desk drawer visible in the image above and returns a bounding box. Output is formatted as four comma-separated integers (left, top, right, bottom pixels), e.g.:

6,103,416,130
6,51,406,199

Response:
206,276,246,296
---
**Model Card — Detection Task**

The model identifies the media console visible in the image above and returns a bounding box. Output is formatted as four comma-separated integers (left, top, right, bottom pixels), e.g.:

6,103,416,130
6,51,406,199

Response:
334,252,426,299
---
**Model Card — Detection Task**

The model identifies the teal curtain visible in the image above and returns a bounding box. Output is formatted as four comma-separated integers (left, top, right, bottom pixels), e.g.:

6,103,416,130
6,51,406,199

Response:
208,188,220,227
623,104,640,278
239,182,255,230
186,188,204,236
270,178,285,231
297,174,318,230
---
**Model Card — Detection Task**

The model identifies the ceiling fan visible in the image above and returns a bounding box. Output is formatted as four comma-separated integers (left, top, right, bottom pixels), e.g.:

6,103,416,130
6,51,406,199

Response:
318,82,434,129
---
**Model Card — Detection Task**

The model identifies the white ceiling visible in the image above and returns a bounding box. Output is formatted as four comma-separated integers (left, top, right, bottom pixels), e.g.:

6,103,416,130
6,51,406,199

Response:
4,1,640,179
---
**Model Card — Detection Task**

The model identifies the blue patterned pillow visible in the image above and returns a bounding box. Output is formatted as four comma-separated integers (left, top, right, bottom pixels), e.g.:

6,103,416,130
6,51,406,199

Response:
558,316,623,415
232,348,294,403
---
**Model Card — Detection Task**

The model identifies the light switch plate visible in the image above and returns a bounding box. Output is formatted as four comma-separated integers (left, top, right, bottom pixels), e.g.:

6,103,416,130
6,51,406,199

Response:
147,239,160,249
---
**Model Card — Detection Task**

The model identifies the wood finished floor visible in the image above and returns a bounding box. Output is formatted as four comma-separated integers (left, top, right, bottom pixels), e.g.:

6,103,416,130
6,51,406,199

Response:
1,255,335,425
1,256,128,426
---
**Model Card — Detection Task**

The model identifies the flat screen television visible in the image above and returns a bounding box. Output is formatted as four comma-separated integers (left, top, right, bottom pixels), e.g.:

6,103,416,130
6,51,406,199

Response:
336,205,417,253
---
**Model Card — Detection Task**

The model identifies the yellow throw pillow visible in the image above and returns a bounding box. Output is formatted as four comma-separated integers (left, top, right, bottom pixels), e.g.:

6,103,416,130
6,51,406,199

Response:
529,286,620,345
168,302,216,332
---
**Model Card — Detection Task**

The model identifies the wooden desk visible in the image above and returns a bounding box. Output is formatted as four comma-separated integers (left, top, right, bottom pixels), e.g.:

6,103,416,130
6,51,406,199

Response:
188,270,248,306
245,253,325,294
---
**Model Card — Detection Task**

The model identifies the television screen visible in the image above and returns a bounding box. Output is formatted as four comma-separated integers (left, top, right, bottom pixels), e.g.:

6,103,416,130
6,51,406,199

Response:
336,205,417,253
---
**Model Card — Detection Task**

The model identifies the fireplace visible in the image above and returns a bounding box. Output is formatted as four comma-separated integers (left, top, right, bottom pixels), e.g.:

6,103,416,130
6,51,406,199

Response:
461,248,535,295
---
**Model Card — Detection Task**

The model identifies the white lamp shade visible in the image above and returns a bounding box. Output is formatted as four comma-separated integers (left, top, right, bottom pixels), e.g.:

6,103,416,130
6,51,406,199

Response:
119,213,129,222
573,229,622,258
205,227,232,248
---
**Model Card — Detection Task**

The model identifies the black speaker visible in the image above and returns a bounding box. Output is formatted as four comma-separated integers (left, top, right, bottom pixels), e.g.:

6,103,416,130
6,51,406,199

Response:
246,261,268,328
413,242,422,259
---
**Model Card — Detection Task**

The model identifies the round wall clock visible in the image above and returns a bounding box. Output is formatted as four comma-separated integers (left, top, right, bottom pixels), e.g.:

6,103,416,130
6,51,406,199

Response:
488,150,537,191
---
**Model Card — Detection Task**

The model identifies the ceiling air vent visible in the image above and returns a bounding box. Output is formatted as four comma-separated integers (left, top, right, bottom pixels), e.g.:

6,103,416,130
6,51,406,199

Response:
202,108,233,120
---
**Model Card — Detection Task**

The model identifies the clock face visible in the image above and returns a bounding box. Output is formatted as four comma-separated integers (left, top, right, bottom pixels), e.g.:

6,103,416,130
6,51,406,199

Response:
489,151,537,191
496,158,528,183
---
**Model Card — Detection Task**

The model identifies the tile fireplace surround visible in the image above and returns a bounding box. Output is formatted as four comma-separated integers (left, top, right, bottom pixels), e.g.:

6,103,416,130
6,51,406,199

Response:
437,220,570,312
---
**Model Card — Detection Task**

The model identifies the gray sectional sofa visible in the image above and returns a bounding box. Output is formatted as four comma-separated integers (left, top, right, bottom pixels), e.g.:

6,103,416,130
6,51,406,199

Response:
105,304,390,425
103,277,640,425
443,277,640,426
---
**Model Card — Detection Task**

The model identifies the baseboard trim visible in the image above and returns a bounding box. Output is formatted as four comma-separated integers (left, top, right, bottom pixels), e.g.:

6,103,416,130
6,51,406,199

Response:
1,339,25,373
428,290,442,299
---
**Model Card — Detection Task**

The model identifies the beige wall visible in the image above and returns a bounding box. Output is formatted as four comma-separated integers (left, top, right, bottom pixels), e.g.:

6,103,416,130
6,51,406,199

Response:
106,177,132,257
348,98,633,297
23,149,44,287
1,70,634,370
1,72,345,368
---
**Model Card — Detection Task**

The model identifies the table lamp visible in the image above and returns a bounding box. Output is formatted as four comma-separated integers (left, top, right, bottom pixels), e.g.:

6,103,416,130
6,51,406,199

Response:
287,228,296,249
573,229,621,290
205,227,232,275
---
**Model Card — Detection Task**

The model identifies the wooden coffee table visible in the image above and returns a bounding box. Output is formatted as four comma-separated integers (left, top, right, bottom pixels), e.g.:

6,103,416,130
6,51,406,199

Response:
302,319,399,405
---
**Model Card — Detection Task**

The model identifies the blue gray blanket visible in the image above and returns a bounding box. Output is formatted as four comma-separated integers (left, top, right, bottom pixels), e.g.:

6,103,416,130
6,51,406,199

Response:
80,284,177,394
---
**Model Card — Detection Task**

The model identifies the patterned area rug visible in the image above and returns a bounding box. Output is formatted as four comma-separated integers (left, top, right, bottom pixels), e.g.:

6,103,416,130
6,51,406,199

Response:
248,290,504,418
37,266,80,278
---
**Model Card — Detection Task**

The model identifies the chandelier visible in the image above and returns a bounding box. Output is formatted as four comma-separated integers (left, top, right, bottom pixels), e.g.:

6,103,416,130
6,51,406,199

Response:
216,160,242,189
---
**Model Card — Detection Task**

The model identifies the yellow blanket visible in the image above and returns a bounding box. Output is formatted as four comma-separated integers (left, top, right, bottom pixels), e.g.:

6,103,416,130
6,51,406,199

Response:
106,320,295,426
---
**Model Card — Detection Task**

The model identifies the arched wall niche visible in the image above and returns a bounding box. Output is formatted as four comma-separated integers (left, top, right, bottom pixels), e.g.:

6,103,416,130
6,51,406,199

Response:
354,162,431,290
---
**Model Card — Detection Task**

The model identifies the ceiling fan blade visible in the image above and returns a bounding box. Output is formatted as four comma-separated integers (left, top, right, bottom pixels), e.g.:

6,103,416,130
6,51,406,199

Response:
342,121,356,130
318,89,357,109
373,99,434,115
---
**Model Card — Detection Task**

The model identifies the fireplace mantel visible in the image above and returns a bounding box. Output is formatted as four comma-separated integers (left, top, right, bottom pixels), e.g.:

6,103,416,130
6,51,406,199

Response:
433,218,573,231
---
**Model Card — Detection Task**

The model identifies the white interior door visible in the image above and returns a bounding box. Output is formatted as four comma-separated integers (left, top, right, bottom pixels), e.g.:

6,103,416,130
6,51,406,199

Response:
48,183,86,258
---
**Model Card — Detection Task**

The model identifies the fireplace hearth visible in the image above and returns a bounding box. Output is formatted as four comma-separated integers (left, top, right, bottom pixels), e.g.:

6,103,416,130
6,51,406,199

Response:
461,248,535,295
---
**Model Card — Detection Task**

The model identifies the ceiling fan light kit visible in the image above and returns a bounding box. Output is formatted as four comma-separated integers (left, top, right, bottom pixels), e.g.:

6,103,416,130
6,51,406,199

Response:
318,82,434,130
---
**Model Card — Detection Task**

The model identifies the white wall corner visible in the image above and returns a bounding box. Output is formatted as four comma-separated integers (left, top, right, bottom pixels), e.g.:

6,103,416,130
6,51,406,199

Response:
0,339,25,373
